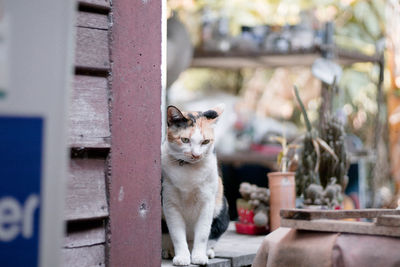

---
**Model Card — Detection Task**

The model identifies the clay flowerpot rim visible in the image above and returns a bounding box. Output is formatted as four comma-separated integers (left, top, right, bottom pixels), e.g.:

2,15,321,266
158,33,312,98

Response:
267,172,295,177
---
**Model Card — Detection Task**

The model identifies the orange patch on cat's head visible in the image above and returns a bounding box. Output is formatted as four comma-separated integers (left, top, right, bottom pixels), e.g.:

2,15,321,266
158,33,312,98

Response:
166,104,224,144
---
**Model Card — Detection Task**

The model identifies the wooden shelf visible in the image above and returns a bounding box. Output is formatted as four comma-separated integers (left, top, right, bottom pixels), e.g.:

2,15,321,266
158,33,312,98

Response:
218,151,278,170
336,48,381,65
217,149,371,170
191,47,381,69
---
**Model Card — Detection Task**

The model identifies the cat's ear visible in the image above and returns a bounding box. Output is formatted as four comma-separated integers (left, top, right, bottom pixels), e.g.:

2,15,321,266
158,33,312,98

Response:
204,103,225,122
213,103,225,117
167,105,188,127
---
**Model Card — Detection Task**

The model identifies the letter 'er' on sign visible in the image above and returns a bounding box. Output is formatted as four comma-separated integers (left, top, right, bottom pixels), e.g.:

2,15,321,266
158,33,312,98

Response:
0,195,39,242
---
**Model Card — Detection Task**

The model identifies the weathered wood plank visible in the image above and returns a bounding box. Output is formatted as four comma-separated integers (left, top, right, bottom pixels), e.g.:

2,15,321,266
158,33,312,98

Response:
77,11,108,30
161,223,263,267
281,209,400,220
214,223,265,267
161,260,198,267
65,158,109,221
376,215,400,227
78,0,110,10
75,27,109,72
161,258,231,267
69,75,110,148
64,222,105,248
62,244,105,267
281,218,400,238
206,258,231,267
216,252,255,267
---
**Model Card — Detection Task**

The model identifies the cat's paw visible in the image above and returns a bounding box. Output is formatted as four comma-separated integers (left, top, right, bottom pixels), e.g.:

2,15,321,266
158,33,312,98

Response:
191,253,209,265
206,248,215,259
162,248,174,259
172,254,191,266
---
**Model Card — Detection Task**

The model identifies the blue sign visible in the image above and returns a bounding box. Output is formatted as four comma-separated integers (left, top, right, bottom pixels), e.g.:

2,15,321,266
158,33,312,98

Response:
0,116,43,267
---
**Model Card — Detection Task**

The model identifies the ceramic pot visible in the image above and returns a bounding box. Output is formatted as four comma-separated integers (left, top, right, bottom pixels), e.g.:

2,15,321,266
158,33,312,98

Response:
268,172,296,231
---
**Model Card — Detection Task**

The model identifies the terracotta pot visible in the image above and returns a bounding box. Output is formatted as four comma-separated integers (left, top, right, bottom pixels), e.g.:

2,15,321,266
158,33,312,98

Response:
268,172,296,231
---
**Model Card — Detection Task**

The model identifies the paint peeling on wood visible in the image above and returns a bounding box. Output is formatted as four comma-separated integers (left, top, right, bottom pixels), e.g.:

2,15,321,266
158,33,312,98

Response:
118,186,124,202
138,201,149,218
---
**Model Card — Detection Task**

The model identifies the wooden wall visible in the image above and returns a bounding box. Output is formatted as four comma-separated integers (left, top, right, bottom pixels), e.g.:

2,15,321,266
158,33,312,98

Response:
108,0,162,265
63,0,111,266
63,0,162,266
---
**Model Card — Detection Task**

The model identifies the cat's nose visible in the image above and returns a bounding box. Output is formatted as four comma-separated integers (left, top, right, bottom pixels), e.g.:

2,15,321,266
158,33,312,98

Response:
191,153,201,160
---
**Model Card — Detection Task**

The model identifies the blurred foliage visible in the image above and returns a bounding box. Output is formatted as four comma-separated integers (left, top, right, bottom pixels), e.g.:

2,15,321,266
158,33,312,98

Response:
176,68,247,95
169,0,385,52
337,63,380,146
168,0,387,148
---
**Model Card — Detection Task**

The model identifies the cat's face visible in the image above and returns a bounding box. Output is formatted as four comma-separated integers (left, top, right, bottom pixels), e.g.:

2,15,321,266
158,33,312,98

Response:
166,105,224,163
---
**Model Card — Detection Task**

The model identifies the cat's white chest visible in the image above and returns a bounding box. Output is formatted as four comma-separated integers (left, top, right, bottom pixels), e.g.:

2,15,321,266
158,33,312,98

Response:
162,157,218,238
166,163,212,189
162,153,219,206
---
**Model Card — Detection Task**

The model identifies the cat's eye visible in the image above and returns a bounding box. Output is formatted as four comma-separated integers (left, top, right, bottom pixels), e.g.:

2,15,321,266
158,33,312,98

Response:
202,139,210,145
181,137,190,143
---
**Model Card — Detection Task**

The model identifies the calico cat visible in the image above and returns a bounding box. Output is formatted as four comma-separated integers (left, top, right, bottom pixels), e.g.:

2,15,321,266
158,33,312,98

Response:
161,105,230,266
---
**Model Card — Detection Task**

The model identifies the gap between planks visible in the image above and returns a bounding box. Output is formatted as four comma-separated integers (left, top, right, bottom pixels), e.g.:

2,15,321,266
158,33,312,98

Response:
78,0,110,12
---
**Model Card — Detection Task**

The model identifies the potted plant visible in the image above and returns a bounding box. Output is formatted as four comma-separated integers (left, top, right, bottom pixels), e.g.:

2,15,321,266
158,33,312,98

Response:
235,182,269,235
267,135,297,231
293,85,348,209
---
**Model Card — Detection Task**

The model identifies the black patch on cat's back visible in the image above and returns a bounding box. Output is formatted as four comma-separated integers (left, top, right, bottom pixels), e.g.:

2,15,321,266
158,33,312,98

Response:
203,110,218,120
209,197,230,240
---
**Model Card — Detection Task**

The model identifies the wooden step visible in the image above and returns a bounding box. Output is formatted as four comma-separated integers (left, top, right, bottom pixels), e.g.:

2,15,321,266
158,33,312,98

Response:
280,209,400,238
161,222,266,267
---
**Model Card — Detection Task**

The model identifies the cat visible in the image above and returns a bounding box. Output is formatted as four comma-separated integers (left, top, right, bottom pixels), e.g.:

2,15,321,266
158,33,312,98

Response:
161,105,230,266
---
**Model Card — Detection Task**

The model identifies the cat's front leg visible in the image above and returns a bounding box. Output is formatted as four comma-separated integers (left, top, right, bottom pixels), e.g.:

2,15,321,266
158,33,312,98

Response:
163,205,191,266
191,201,214,265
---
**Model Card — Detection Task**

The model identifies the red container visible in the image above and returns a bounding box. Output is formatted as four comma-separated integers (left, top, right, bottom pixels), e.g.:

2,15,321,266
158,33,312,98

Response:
235,222,268,235
237,207,255,224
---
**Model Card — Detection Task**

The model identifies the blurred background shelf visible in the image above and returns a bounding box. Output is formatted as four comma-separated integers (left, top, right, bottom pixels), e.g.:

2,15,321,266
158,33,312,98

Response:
191,47,381,69
218,151,278,169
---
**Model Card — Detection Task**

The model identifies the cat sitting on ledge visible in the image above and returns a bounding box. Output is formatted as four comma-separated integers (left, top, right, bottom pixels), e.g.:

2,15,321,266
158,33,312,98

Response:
161,104,230,266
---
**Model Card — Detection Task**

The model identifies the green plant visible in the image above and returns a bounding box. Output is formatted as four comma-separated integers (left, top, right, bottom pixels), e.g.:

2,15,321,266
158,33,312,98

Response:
319,114,350,190
294,85,340,201
269,135,298,173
